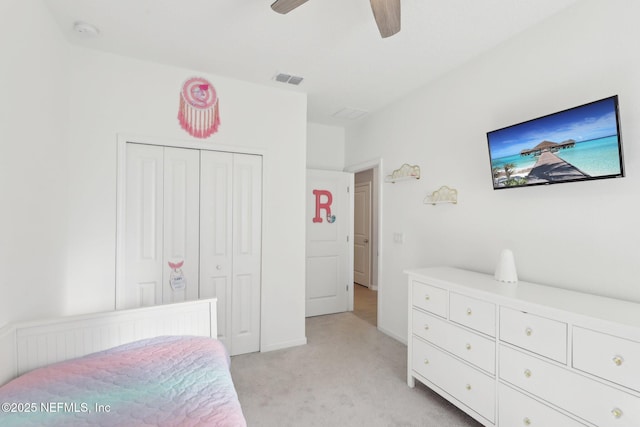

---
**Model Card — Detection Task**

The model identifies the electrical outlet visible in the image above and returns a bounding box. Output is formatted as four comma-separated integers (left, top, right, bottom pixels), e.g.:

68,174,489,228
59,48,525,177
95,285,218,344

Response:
393,232,404,244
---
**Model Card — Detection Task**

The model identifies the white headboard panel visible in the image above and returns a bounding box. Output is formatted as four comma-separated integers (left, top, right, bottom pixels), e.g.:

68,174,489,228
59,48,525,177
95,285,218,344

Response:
0,298,217,386
0,326,17,386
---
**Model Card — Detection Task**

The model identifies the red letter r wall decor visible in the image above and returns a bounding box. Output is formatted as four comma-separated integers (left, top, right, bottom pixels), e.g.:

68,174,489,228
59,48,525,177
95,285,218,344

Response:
312,190,336,223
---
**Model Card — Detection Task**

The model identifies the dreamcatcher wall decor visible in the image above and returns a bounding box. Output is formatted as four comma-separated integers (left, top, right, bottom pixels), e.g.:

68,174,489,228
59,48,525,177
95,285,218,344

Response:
178,77,221,138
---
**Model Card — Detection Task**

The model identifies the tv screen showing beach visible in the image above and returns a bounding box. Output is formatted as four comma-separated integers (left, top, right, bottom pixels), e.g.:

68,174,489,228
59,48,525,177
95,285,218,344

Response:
487,96,624,190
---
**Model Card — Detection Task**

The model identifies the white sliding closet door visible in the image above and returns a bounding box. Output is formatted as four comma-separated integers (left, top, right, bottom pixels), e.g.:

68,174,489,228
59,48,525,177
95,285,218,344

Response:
200,151,262,355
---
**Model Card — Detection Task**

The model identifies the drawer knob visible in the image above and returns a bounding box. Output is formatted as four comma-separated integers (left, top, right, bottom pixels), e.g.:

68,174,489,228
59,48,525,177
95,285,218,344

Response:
523,418,531,426
466,308,472,315
524,369,532,378
424,324,430,331
465,384,472,391
424,358,429,365
525,327,533,336
465,343,472,350
425,295,430,301
612,355,624,366
611,408,623,419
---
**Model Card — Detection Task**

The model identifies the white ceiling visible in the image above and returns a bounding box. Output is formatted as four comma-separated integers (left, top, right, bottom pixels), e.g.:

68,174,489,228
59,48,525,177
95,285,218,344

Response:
42,0,581,127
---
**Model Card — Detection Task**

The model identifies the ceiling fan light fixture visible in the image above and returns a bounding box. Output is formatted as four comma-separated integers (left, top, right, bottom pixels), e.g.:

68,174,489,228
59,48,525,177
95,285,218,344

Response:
271,0,401,39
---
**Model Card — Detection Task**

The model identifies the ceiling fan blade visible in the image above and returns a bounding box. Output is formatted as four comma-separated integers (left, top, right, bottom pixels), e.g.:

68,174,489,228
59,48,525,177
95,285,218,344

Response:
370,0,401,38
271,0,309,14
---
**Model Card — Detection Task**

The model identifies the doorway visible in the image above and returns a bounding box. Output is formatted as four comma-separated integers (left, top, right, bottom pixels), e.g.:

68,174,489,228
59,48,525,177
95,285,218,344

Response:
305,169,354,317
352,167,379,326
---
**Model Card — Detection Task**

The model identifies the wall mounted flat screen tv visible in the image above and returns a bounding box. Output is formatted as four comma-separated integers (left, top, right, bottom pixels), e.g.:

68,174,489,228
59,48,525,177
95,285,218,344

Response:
487,96,624,190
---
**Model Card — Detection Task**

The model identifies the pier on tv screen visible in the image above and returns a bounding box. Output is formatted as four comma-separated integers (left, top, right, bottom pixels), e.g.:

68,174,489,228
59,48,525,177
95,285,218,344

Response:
487,96,624,190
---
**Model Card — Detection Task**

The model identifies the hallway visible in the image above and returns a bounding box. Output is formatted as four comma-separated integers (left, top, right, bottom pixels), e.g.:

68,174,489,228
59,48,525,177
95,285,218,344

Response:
353,284,377,326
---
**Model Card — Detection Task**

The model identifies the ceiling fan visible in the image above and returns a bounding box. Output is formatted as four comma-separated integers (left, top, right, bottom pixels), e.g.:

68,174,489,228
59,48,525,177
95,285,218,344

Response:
270,0,401,38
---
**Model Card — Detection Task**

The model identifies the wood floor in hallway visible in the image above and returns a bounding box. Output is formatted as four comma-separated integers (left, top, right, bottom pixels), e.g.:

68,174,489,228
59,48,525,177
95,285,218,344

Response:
353,283,377,326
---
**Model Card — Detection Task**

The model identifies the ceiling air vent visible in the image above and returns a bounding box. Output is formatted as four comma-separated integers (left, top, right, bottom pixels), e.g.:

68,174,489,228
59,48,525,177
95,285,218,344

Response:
332,107,369,120
274,73,304,86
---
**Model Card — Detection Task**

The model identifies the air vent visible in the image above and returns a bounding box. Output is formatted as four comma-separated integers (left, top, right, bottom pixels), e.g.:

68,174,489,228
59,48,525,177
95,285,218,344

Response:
332,107,369,120
273,73,304,86
287,76,304,86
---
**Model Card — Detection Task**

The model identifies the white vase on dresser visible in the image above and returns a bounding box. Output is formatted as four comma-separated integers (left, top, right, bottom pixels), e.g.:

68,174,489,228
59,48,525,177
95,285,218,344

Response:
405,267,640,427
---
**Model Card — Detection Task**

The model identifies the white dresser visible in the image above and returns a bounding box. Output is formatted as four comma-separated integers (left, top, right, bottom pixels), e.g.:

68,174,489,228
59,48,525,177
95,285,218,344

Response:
406,267,640,427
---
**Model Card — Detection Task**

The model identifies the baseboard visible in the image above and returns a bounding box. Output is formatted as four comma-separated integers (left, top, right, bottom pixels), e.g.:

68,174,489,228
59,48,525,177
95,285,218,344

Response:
377,325,407,345
260,337,308,353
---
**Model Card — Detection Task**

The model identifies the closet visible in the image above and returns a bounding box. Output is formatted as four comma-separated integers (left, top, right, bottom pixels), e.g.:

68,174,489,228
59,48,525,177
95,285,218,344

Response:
118,142,262,355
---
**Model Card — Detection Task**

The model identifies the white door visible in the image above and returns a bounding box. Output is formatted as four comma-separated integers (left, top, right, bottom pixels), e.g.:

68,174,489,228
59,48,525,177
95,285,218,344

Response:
122,144,200,309
162,147,200,304
231,154,262,354
354,182,371,288
200,151,262,355
119,143,262,356
306,169,353,317
199,151,234,345
122,143,164,309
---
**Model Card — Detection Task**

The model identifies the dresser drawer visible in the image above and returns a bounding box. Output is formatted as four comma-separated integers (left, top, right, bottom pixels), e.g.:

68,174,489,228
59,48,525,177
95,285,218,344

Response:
412,280,447,317
573,327,640,392
500,307,567,363
412,309,495,374
499,383,587,427
413,338,495,422
500,345,640,427
450,293,495,337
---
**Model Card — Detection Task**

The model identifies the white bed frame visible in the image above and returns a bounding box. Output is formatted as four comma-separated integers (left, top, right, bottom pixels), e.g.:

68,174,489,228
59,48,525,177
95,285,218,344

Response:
0,298,217,387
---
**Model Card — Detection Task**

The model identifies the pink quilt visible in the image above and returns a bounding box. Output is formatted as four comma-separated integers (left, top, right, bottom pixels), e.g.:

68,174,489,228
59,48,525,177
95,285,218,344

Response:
0,336,246,426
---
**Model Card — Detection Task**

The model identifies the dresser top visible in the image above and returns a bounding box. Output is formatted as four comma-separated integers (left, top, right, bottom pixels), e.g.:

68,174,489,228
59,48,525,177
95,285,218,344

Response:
405,267,640,330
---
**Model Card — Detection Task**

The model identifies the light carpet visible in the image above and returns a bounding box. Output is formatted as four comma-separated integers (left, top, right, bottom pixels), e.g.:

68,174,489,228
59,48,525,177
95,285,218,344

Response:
230,312,483,427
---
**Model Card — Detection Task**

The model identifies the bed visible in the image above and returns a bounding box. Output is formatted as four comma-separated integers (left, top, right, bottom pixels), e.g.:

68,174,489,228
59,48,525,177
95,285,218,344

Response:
0,299,247,427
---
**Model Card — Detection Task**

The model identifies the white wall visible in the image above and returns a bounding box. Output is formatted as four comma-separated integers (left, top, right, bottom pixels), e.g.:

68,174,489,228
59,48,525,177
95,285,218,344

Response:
346,0,640,342
307,122,345,170
0,0,70,327
64,49,307,352
2,1,308,352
